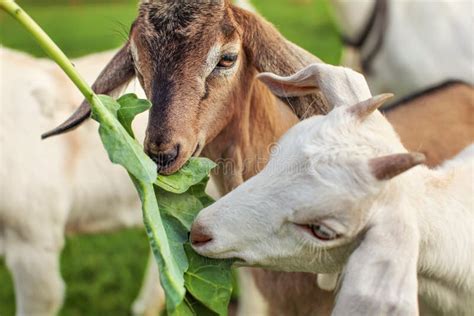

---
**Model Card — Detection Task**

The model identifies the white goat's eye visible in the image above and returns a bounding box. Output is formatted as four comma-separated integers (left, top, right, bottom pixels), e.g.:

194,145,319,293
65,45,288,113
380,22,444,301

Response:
310,224,339,241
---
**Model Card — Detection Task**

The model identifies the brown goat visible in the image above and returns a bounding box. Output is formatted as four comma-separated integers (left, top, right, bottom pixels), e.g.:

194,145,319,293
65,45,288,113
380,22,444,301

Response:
42,1,473,315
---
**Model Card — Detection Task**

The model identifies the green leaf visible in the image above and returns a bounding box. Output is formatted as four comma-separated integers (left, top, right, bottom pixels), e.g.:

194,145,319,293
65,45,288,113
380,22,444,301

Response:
156,188,205,231
156,158,217,194
153,178,235,316
184,244,234,316
116,93,151,138
91,94,157,183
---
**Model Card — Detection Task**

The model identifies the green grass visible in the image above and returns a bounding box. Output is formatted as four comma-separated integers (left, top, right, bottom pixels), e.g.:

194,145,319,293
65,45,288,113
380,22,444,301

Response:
0,0,341,315
0,230,150,316
0,3,138,57
254,0,342,64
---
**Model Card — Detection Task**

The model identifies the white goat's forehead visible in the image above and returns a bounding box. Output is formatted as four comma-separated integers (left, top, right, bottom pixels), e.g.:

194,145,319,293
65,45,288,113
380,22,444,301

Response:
266,111,378,186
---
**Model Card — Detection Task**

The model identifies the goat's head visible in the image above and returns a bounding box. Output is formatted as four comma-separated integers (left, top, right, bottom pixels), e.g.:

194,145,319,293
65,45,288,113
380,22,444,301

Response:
43,0,323,174
190,64,425,273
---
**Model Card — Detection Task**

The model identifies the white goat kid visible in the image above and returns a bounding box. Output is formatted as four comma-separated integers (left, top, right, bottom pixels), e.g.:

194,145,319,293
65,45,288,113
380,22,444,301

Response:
191,64,474,315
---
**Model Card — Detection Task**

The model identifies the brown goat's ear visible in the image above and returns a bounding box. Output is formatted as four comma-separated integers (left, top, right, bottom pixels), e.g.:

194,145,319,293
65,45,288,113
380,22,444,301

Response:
42,42,135,139
233,8,329,118
348,94,393,121
370,153,426,181
257,64,320,97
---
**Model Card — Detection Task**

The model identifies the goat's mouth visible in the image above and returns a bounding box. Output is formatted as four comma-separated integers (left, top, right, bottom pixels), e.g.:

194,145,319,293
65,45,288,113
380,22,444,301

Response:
159,158,187,175
192,242,249,264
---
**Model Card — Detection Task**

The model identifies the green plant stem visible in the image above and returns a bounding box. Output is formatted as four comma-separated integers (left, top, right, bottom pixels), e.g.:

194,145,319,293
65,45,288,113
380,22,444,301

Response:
0,0,94,102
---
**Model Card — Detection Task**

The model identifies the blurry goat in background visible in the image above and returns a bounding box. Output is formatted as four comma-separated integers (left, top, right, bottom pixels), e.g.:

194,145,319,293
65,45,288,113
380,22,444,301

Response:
0,47,169,316
331,0,473,98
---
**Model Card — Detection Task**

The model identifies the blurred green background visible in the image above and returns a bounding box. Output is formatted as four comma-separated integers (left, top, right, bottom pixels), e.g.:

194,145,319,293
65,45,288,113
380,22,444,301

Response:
0,0,342,315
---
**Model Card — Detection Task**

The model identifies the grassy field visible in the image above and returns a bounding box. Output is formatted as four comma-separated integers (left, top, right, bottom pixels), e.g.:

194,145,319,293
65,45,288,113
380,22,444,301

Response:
0,0,341,315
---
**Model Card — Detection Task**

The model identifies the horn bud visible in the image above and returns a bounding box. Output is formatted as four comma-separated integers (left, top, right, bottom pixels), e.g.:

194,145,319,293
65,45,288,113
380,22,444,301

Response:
349,93,394,120
370,152,426,181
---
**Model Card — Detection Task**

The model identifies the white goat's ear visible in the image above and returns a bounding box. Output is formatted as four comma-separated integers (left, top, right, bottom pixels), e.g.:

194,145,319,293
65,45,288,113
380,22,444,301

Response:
258,63,373,109
348,94,394,120
370,153,426,181
257,64,321,97
333,221,419,315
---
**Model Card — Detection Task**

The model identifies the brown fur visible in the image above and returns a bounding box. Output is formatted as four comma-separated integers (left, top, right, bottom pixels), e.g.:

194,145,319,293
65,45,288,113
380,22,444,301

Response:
385,83,474,167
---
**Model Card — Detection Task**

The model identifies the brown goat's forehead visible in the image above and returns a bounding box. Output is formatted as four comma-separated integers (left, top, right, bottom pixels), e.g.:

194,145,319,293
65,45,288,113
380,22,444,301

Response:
132,0,238,65
129,1,241,117
138,1,229,35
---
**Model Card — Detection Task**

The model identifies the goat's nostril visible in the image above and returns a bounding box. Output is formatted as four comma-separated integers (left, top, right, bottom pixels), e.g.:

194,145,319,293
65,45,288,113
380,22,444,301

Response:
190,222,213,246
147,144,181,168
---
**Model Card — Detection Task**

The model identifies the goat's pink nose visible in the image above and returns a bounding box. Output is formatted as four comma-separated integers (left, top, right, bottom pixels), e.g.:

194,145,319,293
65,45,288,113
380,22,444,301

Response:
190,221,213,246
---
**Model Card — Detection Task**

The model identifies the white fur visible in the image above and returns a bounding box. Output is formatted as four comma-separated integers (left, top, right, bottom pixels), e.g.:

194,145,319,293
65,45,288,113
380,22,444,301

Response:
331,0,474,100
192,64,474,315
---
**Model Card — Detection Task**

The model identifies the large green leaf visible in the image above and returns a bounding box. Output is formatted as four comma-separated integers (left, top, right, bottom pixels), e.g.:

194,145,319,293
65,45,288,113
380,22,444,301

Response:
92,93,234,315
91,94,157,183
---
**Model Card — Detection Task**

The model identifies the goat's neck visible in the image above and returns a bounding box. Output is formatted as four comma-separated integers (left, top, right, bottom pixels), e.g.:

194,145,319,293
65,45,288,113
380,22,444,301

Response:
396,165,474,295
203,77,298,194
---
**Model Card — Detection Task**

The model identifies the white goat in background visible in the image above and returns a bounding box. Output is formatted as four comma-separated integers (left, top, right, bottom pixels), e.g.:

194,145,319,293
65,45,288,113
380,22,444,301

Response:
0,47,169,316
330,0,474,100
191,64,474,315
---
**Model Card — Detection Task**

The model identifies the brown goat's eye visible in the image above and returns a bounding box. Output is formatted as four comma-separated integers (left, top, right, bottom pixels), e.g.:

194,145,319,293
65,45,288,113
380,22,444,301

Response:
216,54,238,69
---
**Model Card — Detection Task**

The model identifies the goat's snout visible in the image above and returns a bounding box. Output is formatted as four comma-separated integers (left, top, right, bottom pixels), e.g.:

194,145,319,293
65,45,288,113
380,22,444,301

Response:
190,220,213,246
145,143,180,172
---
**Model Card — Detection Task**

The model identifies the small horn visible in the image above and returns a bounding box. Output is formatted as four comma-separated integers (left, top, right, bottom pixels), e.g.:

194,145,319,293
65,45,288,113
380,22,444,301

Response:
370,152,426,181
349,93,394,120
42,43,135,139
